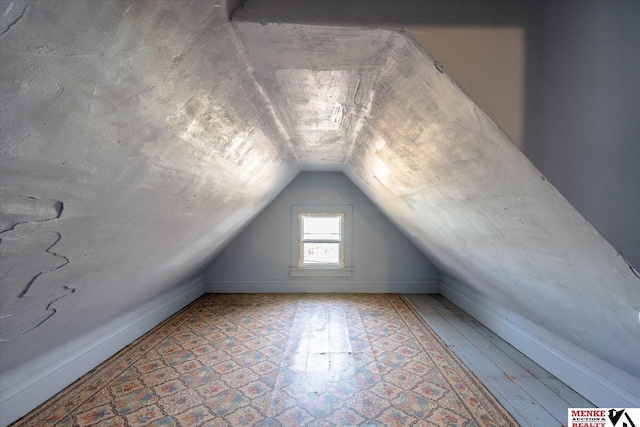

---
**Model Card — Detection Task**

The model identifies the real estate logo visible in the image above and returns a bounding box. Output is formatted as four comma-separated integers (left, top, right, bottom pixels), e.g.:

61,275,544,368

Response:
568,408,639,427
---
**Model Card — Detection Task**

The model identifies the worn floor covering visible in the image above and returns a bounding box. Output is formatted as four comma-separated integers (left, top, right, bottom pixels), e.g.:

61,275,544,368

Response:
12,294,517,426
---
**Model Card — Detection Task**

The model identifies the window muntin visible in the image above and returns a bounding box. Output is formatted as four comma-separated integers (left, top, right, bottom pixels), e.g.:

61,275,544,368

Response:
299,214,344,267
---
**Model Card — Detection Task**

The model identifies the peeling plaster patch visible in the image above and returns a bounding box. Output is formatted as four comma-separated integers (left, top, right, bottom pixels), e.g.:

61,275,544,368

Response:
0,195,71,340
18,232,70,297
0,287,75,342
0,194,63,233
0,1,28,37
0,229,73,340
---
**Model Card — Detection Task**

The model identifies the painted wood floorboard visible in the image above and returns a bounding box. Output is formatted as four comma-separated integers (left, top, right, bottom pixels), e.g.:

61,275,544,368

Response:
418,297,572,420
405,297,553,427
433,295,593,410
403,294,593,427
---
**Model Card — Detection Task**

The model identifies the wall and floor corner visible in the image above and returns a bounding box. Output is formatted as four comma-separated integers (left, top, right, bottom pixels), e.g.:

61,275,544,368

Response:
439,276,639,409
0,275,206,426
1,1,639,425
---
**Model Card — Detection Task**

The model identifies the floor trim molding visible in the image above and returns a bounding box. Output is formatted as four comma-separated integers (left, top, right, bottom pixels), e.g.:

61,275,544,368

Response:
0,275,206,427
440,276,640,408
206,279,440,294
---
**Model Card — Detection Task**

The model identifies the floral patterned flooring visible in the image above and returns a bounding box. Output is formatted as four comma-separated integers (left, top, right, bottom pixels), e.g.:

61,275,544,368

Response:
12,294,517,426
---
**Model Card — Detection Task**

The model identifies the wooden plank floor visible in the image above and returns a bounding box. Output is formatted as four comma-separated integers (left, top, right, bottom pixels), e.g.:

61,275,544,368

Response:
403,294,593,427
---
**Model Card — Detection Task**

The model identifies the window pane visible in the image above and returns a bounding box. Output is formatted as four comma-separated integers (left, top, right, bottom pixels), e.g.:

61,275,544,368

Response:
302,242,340,265
302,216,341,241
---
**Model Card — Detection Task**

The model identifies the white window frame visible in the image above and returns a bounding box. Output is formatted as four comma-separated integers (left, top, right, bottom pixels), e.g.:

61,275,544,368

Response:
290,205,353,278
298,212,344,267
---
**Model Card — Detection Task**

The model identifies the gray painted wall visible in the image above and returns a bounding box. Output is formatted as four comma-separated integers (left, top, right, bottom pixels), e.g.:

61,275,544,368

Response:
523,0,640,269
206,172,440,292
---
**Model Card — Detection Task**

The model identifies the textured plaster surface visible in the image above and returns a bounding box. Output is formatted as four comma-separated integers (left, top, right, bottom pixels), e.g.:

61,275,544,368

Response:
235,0,640,271
0,0,298,381
233,23,389,169
1,0,638,407
340,30,640,376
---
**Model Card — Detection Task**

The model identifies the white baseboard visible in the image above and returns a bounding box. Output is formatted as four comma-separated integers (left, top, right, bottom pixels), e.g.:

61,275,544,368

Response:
206,279,440,294
440,276,640,408
0,275,206,427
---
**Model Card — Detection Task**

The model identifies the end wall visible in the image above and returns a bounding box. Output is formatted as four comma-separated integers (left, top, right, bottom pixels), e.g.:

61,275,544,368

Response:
206,172,440,293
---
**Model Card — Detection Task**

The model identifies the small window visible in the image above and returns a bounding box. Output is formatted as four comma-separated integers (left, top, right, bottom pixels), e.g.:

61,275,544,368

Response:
299,214,344,267
290,205,353,277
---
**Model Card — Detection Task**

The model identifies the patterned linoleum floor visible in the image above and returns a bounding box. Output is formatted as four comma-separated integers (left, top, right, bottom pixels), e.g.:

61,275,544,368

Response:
12,294,517,426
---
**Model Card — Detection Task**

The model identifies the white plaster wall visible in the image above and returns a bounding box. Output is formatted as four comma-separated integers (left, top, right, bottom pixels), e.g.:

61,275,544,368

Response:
0,3,298,422
234,0,640,271
206,172,440,293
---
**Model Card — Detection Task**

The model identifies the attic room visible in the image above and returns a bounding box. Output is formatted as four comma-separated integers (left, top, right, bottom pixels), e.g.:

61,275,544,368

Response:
1,0,639,426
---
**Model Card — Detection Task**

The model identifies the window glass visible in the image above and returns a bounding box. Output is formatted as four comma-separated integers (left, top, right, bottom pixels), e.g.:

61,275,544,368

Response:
302,242,340,265
302,216,341,241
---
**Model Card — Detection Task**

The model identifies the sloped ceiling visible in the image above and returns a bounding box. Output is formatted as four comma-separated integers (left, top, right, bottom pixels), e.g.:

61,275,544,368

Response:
230,14,640,381
0,0,638,401
0,0,299,379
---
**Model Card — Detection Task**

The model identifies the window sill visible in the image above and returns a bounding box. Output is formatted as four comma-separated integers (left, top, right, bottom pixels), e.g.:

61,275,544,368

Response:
289,268,354,278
